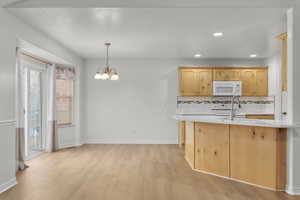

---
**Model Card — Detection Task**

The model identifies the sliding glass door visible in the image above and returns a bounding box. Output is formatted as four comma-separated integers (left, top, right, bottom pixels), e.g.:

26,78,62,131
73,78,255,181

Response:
24,68,45,160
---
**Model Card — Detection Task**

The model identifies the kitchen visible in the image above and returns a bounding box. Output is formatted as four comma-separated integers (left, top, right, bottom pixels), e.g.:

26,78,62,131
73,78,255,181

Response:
174,43,296,191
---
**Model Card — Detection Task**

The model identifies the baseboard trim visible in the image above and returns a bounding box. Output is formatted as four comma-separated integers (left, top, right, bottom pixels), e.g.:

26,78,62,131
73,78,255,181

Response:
58,143,81,149
84,138,178,144
286,185,300,195
0,177,17,194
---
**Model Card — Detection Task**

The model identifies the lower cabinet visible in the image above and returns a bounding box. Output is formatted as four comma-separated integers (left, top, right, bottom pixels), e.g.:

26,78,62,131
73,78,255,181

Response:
230,125,286,190
195,123,230,177
185,121,195,168
178,121,185,148
184,121,287,191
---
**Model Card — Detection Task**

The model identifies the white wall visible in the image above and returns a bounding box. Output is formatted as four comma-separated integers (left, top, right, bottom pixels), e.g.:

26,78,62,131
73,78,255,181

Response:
0,8,83,192
82,58,266,144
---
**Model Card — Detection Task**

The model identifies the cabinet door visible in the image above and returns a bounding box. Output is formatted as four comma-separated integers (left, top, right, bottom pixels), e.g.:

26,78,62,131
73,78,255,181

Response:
185,121,195,168
241,69,256,96
198,69,213,96
214,69,241,81
195,123,229,177
230,125,278,189
178,121,185,148
255,69,268,96
180,69,199,96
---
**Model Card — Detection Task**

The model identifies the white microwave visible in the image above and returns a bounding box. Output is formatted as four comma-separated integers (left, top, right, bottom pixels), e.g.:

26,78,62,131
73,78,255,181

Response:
213,81,242,96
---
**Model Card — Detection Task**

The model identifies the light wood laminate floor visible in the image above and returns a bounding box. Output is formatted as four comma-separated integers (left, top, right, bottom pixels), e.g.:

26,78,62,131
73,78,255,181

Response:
0,144,299,200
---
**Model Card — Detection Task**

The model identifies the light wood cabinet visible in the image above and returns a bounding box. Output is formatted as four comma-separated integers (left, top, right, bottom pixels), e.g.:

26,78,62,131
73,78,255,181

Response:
255,69,268,96
194,123,230,177
180,68,213,96
241,68,268,96
230,125,286,190
185,121,195,168
178,121,185,148
241,69,256,96
179,67,268,97
213,68,241,81
183,121,287,190
198,70,213,96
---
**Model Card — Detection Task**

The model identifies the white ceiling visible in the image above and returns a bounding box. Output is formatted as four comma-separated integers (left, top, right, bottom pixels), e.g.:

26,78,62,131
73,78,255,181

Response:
8,8,287,59
3,0,295,8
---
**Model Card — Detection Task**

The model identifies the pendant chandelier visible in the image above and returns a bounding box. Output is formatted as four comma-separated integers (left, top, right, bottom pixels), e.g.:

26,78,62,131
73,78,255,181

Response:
94,42,119,80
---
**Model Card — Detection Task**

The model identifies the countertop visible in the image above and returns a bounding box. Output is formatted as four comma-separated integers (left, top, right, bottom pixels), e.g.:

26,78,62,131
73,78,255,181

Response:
174,114,299,128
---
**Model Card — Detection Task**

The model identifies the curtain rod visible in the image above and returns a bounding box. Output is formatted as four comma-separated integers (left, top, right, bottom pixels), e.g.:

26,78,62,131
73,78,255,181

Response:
17,48,74,68
19,50,52,65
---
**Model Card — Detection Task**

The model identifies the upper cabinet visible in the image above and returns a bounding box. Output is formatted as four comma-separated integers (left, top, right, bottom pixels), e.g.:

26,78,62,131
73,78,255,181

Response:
213,68,241,81
255,69,268,96
240,69,256,96
241,68,268,96
179,67,268,97
180,68,213,96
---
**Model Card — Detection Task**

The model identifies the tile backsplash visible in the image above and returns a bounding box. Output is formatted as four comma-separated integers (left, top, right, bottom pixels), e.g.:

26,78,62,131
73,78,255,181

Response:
177,96,275,115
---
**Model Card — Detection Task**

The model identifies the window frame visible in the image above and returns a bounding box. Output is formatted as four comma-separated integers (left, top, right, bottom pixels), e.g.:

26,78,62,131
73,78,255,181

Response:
56,76,75,127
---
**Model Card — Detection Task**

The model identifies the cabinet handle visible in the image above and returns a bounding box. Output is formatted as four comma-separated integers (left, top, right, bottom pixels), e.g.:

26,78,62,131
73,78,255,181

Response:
261,135,265,139
252,131,256,136
214,151,217,156
197,148,200,153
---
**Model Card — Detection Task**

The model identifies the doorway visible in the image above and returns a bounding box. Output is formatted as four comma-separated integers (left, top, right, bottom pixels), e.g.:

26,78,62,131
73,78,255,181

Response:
24,67,46,160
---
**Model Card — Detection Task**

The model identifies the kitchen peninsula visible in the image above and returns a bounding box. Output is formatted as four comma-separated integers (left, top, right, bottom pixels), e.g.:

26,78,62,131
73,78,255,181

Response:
175,66,297,191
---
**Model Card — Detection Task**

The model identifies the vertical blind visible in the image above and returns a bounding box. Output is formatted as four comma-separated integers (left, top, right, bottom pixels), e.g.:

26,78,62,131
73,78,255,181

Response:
56,66,75,125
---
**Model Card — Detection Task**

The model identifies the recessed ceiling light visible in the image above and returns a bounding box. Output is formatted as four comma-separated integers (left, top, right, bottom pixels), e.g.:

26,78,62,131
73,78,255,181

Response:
213,32,223,37
250,54,257,58
194,54,202,58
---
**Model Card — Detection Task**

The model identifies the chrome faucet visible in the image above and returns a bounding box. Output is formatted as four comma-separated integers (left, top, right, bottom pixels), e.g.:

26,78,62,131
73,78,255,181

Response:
230,96,240,120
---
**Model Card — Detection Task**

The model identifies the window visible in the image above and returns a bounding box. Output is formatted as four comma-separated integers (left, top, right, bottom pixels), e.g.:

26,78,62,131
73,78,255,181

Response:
56,67,75,126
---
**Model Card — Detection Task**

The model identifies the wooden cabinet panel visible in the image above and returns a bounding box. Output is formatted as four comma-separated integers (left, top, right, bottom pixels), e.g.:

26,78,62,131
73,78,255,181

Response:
195,123,230,177
179,121,185,148
185,121,195,168
180,68,212,96
241,69,268,97
241,70,256,96
230,125,286,189
198,70,213,96
255,69,268,96
180,69,199,96
214,69,241,81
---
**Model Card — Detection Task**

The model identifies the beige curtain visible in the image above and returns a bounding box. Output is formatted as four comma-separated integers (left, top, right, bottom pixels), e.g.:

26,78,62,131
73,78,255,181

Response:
46,64,58,152
15,51,28,171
